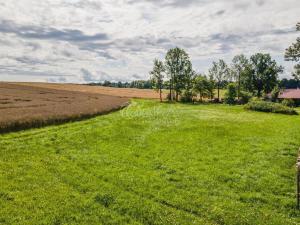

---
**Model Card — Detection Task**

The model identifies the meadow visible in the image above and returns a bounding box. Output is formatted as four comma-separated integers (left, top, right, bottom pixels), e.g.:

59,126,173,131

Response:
1,100,300,225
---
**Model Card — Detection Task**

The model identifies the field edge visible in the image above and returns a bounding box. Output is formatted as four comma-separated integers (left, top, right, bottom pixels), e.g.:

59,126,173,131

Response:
0,101,131,134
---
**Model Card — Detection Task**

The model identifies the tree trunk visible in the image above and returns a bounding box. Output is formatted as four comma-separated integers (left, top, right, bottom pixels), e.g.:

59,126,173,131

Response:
169,84,172,101
159,88,162,102
169,79,173,102
176,91,179,102
217,83,220,102
257,80,263,97
237,74,241,100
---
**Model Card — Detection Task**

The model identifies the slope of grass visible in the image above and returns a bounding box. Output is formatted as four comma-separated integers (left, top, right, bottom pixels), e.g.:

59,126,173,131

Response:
1,100,300,225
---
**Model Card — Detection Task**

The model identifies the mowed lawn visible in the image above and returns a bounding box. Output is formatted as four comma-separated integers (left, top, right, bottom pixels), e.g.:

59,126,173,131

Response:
1,100,300,225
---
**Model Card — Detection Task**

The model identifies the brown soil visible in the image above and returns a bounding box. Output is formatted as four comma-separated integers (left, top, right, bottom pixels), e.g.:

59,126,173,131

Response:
0,83,129,133
11,82,163,99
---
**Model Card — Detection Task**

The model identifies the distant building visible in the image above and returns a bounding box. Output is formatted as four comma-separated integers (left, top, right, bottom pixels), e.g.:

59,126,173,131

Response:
278,89,300,100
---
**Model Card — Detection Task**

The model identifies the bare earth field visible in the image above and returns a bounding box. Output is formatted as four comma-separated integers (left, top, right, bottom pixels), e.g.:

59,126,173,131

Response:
12,82,163,99
0,83,129,132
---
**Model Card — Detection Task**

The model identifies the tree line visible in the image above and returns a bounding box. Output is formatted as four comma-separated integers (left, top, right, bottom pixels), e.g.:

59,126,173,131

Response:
150,22,300,103
150,49,283,103
88,80,152,89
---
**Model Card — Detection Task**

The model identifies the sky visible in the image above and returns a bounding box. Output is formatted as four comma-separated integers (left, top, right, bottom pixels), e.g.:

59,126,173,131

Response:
0,0,299,83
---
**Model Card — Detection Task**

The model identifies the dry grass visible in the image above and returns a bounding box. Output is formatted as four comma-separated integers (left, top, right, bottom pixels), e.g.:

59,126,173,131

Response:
12,82,164,99
0,83,129,133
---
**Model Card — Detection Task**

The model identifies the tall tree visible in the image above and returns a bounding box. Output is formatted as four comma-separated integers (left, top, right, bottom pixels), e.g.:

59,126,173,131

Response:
285,22,300,85
193,75,211,101
249,53,283,97
207,75,215,100
183,61,195,99
165,47,192,101
231,54,250,100
209,59,230,102
150,59,165,102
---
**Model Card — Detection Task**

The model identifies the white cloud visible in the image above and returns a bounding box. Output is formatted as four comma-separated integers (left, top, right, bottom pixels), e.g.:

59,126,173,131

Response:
0,0,299,82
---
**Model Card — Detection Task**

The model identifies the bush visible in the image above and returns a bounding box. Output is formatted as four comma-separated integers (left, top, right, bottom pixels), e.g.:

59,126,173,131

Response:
281,99,295,107
180,90,195,103
224,83,237,105
238,91,252,104
244,100,298,115
166,92,176,101
270,86,280,102
271,86,280,102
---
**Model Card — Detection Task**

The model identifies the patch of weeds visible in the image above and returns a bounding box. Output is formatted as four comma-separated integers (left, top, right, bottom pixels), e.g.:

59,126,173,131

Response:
94,194,115,208
0,192,14,201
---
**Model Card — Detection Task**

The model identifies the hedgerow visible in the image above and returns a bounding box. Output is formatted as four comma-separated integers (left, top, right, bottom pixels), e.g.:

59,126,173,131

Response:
244,100,298,115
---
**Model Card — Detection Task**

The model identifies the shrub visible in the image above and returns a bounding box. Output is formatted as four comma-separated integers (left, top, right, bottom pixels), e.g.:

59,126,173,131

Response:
244,100,298,115
180,90,195,103
209,98,222,103
238,91,252,104
250,97,263,102
224,83,237,105
94,194,115,208
271,86,280,102
281,99,295,107
166,92,176,101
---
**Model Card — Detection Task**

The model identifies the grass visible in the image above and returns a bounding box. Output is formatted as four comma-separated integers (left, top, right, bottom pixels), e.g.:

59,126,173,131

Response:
1,99,300,225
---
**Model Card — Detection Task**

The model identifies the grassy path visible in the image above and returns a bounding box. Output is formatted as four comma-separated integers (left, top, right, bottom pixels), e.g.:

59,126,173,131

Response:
1,100,300,224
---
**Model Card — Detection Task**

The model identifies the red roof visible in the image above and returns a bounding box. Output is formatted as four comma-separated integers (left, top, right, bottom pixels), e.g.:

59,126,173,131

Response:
278,89,300,99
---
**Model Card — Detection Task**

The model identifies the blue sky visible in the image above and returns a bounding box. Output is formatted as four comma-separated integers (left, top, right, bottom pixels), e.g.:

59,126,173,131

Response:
0,0,299,83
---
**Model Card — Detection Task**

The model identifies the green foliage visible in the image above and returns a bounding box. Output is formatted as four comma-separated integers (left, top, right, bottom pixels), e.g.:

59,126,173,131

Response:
209,59,230,101
280,78,300,89
271,85,280,102
166,92,175,101
1,100,300,225
150,59,165,102
230,53,282,97
151,48,285,103
238,91,252,104
245,100,298,115
91,80,153,89
180,90,196,103
224,83,237,105
285,22,300,79
249,53,283,97
231,54,250,99
282,99,295,108
193,75,214,101
165,47,193,101
183,66,196,99
231,55,250,81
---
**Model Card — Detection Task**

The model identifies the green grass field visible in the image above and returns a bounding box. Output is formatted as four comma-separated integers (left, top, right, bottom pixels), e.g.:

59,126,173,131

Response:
1,100,300,225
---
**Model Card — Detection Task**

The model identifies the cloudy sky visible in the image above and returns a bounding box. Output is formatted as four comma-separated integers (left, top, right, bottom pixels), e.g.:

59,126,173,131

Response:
0,0,299,83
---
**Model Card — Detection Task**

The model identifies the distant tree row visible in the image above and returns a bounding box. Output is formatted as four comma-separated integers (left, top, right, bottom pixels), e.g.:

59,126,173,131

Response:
149,22,300,104
88,80,153,89
150,48,283,103
87,77,300,91
279,78,300,89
